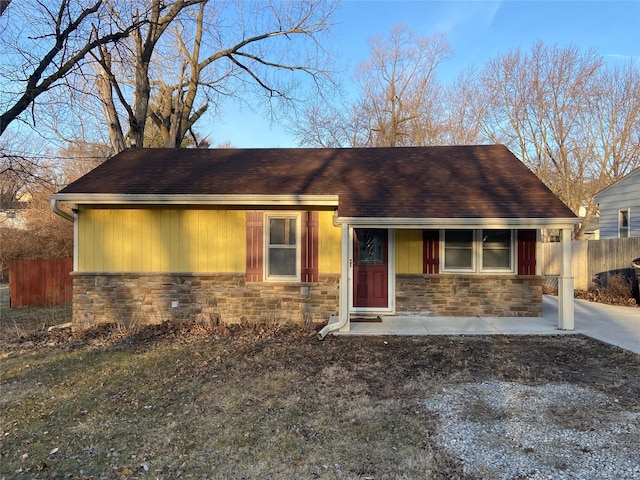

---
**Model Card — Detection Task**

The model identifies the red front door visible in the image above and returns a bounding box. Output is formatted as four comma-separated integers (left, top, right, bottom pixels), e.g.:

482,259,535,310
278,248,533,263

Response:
353,229,388,308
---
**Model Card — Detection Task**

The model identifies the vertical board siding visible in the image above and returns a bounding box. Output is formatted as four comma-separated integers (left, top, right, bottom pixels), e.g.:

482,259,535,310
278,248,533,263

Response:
541,237,640,290
9,258,73,306
139,209,153,270
79,208,245,273
541,240,589,290
395,230,423,274
318,210,341,274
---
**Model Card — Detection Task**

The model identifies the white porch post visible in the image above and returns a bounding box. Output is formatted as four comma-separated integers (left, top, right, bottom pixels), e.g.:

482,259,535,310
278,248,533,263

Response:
338,222,351,332
558,227,575,330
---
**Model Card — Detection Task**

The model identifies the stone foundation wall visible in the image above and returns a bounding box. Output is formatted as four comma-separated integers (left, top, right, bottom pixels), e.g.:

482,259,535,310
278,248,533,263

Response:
395,274,543,317
71,271,542,330
72,272,340,330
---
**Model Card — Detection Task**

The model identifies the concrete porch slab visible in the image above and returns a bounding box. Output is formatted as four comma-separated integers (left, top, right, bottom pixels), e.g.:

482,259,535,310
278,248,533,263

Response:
335,295,574,336
332,295,640,356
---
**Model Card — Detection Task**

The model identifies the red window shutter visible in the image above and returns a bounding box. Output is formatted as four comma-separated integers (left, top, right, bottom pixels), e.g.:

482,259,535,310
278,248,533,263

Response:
301,211,319,282
423,230,440,274
517,229,537,275
246,212,263,282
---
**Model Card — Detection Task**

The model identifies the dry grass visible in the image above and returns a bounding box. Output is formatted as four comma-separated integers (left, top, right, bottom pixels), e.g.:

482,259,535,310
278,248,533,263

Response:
0,285,72,344
1,298,640,479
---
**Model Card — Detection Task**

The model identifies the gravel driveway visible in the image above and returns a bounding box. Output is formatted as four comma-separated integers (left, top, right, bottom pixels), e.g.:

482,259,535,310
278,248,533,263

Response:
424,381,640,479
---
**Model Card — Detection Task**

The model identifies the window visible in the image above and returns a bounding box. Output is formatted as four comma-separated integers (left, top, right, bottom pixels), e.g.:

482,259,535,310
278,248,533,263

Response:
266,214,300,280
357,229,385,265
444,230,474,270
442,229,513,273
619,209,630,238
482,229,512,270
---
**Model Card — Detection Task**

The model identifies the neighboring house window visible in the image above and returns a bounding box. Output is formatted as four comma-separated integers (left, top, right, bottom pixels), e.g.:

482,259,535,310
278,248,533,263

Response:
266,214,300,280
619,209,630,238
442,229,514,273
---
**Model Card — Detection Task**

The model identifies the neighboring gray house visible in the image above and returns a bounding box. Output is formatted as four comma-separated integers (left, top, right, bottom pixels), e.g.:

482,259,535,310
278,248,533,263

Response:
0,201,28,229
595,168,640,239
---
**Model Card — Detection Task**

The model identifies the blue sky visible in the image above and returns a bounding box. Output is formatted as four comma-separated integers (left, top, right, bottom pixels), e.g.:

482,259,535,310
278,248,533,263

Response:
211,0,640,148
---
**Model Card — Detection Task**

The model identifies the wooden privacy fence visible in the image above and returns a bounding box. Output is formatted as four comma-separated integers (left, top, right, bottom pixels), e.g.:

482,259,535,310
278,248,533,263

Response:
541,237,640,290
8,258,73,307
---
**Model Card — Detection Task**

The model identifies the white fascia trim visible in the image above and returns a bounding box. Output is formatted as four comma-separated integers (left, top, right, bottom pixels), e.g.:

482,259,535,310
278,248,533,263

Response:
335,217,581,229
51,193,339,207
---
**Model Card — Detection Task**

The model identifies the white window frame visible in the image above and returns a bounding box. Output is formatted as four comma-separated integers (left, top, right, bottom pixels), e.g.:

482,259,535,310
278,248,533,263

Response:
441,229,515,274
619,209,630,238
264,212,301,282
480,229,514,272
442,229,475,273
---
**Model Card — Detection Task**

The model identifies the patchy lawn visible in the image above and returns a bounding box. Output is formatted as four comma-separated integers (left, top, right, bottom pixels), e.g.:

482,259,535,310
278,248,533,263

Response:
1,301,640,479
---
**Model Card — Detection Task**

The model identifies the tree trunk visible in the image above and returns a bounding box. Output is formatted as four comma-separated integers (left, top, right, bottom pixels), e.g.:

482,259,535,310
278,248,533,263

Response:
96,53,126,153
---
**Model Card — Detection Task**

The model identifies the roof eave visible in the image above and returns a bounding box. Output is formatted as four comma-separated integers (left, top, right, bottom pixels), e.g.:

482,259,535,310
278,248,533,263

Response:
51,193,340,207
594,167,640,203
335,216,581,229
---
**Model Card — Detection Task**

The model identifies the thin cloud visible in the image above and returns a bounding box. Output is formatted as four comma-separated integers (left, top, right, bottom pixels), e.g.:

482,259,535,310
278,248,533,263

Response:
432,1,502,35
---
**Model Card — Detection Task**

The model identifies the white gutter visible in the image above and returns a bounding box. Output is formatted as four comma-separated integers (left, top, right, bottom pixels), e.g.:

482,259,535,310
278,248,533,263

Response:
50,197,74,222
51,193,340,207
334,216,581,229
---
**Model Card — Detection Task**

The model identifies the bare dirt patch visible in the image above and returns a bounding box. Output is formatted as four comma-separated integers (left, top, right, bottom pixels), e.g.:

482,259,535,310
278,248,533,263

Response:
1,317,640,479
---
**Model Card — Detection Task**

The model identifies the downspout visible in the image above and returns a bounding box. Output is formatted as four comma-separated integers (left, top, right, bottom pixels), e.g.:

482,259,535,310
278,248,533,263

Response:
318,222,350,340
317,314,348,340
50,197,74,222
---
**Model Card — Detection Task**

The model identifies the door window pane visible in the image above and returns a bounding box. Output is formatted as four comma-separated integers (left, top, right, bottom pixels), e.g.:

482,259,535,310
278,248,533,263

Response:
357,229,384,265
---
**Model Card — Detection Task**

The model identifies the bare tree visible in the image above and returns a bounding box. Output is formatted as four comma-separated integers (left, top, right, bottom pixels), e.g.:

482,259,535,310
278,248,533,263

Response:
439,67,487,145
56,142,112,184
0,141,109,272
0,154,37,202
0,184,74,272
480,42,640,238
0,0,148,137
292,99,371,148
0,0,10,16
481,43,603,236
94,0,337,152
577,61,640,232
293,23,452,148
355,24,452,147
0,135,52,202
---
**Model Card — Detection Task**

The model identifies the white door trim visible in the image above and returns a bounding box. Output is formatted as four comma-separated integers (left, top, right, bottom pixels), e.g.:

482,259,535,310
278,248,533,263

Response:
349,228,395,314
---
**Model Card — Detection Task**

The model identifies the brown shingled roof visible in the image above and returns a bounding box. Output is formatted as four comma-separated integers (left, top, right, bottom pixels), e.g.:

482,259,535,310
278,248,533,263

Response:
58,145,576,219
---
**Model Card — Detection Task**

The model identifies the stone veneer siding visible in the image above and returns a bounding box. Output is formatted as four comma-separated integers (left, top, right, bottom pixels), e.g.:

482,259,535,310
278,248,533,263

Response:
395,274,543,317
72,272,340,330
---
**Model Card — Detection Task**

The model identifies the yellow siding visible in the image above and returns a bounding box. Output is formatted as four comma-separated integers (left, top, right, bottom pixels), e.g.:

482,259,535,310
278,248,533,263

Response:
395,230,423,274
139,209,153,271
318,210,341,274
78,208,246,272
